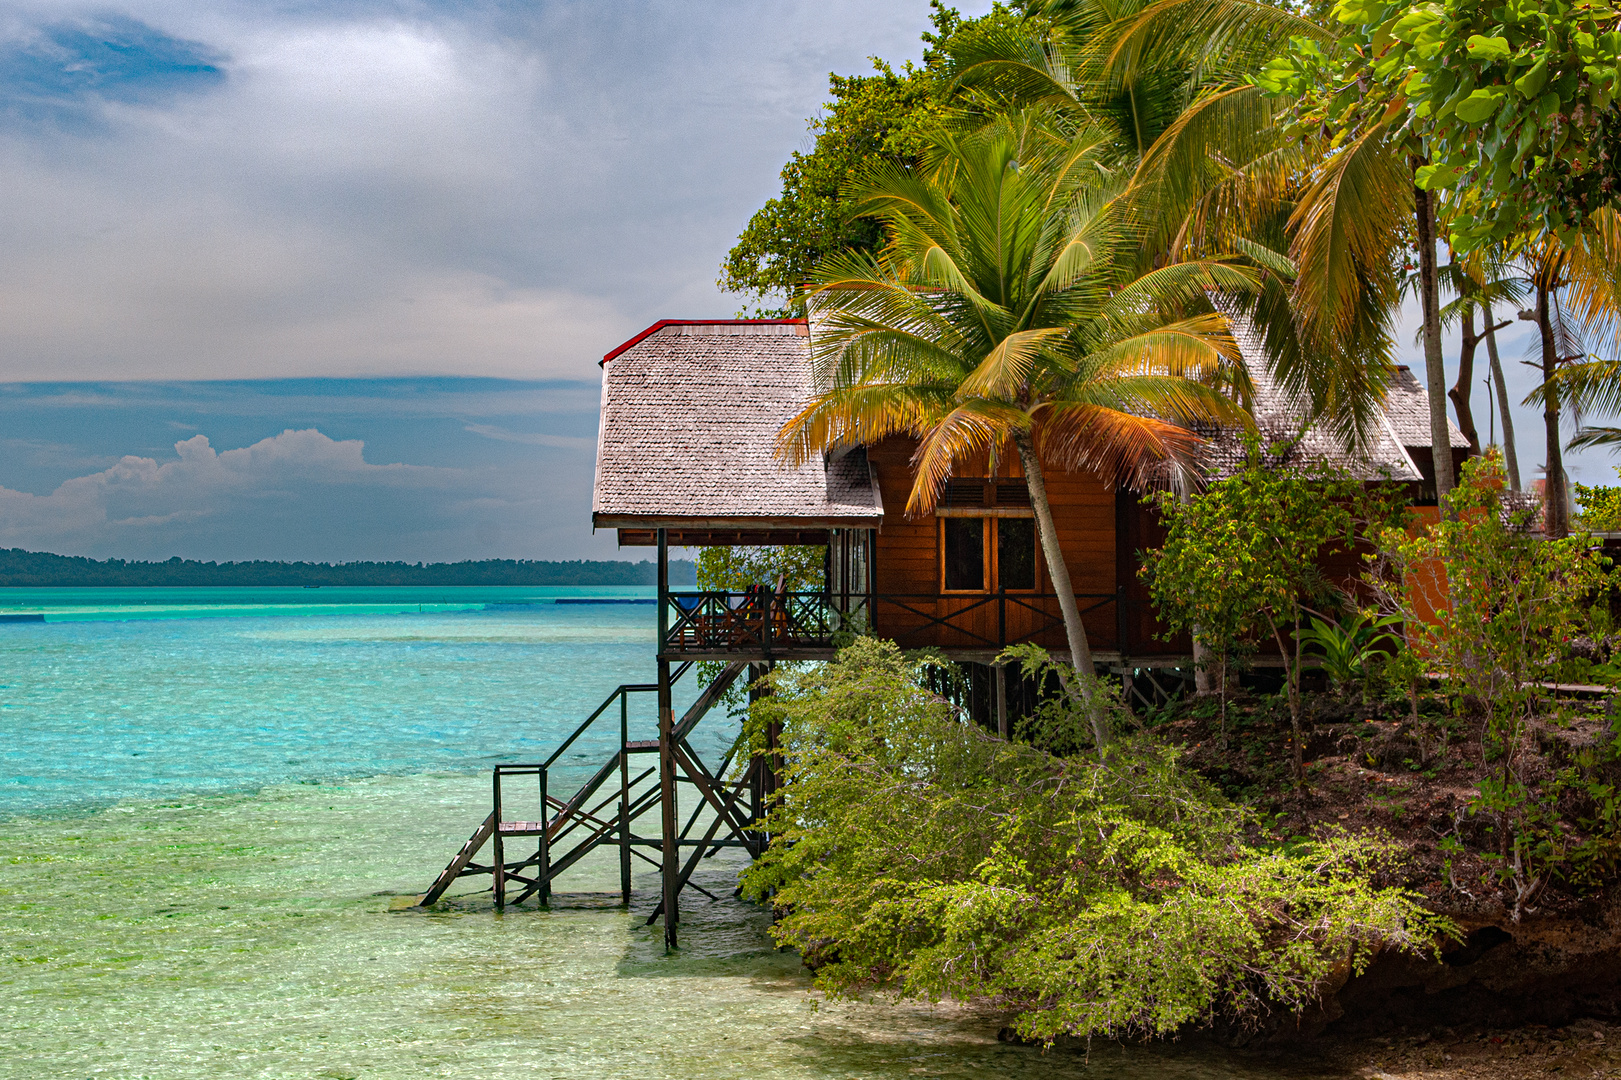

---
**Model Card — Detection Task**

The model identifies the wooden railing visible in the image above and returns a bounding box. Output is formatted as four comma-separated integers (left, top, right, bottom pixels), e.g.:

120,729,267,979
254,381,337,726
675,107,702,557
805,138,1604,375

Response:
663,589,1119,656
666,589,859,655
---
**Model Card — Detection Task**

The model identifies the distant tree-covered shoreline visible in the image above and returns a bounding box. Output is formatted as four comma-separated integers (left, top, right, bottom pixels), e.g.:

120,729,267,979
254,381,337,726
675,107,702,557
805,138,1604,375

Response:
0,549,697,588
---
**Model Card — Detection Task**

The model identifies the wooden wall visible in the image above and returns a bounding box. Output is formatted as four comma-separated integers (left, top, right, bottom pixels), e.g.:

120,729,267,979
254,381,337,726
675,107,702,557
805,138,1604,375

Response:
862,437,1387,661
865,437,1123,655
1115,491,1191,657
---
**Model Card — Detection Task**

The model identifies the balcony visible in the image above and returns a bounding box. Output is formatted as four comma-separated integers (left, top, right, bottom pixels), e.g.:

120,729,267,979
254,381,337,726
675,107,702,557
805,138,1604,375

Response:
662,588,1121,660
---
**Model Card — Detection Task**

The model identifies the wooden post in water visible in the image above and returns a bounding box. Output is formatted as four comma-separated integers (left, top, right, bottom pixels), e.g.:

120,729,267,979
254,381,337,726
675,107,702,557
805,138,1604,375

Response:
747,662,765,833
758,660,780,843
656,528,679,949
492,769,506,911
619,689,632,905
537,768,550,906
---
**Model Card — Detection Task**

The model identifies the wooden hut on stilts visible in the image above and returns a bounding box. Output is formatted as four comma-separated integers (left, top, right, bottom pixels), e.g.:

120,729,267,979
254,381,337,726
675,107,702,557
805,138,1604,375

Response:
418,318,1466,947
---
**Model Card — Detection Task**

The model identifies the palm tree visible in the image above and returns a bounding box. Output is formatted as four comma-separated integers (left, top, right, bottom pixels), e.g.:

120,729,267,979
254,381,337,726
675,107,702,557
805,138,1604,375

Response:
946,0,1405,454
1418,254,1525,471
775,112,1255,746
1521,212,1621,532
941,2,1412,691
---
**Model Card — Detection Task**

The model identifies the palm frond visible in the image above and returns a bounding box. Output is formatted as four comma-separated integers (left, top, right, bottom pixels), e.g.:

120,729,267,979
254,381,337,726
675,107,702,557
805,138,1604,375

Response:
1569,425,1621,453
1094,0,1332,83
907,400,1030,514
1074,315,1243,377
1128,84,1300,258
1230,236,1296,281
1531,359,1621,418
1036,401,1207,490
946,21,1084,112
776,383,957,467
1099,259,1260,317
1060,370,1252,427
1564,208,1621,364
958,326,1075,400
1288,123,1408,349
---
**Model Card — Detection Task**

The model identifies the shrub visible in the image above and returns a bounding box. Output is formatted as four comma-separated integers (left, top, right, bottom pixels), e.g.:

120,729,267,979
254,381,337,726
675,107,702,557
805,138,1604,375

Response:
742,639,1450,1041
1575,471,1621,533
1142,437,1407,776
1367,451,1619,918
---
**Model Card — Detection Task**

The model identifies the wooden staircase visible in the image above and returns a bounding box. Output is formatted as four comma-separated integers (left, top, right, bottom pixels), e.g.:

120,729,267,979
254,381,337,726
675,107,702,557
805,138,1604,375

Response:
418,660,773,918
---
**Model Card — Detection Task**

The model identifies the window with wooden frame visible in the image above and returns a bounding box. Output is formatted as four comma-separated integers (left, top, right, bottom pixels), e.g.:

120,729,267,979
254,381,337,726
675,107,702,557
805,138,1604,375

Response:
937,479,1038,593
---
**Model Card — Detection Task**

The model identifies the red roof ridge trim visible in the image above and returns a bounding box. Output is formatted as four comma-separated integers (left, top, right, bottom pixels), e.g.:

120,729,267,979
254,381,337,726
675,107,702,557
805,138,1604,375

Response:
600,319,807,365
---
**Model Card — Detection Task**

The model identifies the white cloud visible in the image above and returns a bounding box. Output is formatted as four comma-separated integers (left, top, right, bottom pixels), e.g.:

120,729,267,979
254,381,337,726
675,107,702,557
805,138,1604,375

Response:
461,422,593,449
0,427,481,560
0,2,964,381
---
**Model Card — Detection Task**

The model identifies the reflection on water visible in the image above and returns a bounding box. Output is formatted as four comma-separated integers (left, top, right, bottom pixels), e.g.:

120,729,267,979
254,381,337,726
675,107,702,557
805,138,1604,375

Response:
0,775,1341,1079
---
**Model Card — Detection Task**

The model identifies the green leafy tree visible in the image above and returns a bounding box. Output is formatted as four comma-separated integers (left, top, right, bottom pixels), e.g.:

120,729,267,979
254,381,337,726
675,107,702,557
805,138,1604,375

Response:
778,109,1256,747
719,4,1027,313
694,546,825,593
1575,468,1621,530
1317,0,1621,252
719,66,947,314
1143,439,1406,780
742,637,1450,1042
1258,0,1621,506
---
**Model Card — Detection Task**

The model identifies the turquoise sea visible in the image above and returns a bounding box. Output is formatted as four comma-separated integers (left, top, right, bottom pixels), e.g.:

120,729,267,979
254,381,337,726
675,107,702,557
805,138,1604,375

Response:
0,588,1328,1079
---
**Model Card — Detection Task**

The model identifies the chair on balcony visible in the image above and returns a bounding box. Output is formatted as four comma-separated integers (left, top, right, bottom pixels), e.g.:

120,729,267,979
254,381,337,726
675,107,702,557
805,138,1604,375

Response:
767,574,790,646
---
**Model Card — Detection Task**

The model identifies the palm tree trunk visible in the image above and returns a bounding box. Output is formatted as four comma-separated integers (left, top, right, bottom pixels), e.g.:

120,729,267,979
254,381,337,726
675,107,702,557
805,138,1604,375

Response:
1415,185,1456,506
1483,300,1522,490
1535,280,1569,538
1448,306,1481,455
1012,430,1108,749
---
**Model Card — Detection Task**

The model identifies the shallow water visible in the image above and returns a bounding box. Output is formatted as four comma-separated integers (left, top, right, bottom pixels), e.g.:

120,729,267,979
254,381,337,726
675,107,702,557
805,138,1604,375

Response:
0,590,1341,1078
0,588,706,814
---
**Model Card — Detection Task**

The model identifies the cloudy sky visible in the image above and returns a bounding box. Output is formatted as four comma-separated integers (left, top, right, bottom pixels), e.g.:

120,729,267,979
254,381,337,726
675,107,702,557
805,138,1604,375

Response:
0,1,1609,563
0,0,972,561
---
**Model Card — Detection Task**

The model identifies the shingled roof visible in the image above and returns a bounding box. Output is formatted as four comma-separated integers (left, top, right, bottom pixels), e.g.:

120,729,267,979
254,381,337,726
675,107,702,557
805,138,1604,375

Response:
592,318,1464,530
1197,325,1428,482
592,320,885,531
1384,365,1474,450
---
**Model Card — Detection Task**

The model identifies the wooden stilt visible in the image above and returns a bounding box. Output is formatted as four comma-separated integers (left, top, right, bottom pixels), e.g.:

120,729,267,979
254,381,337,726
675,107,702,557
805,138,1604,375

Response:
995,663,1009,739
619,690,632,905
657,528,679,949
746,663,765,830
492,769,506,911
763,660,780,841
416,658,751,926
537,768,550,906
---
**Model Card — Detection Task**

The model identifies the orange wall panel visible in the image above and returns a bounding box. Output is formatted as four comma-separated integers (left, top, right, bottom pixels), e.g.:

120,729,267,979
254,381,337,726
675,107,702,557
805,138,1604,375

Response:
866,435,1121,650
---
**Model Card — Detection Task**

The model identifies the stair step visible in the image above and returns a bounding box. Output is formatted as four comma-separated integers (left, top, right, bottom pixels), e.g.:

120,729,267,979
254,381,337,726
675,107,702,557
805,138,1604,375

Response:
419,811,496,906
624,740,660,753
498,821,548,835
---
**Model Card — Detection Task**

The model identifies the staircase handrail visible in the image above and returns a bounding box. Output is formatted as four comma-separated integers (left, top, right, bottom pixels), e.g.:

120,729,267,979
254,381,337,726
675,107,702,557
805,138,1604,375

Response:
541,661,692,769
